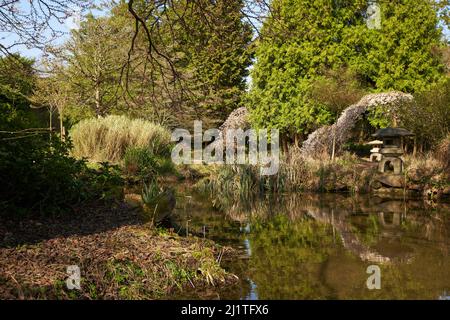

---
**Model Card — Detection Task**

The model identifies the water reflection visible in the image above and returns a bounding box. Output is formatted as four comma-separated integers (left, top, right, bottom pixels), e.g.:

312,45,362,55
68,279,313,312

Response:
173,192,450,300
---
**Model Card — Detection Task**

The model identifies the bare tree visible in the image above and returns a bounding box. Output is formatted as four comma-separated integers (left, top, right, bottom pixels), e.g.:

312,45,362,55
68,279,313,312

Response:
118,0,272,122
0,0,272,119
123,0,271,74
0,0,94,56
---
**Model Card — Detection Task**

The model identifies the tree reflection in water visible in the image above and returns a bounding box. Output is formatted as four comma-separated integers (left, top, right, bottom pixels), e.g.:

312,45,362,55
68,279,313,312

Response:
173,192,450,299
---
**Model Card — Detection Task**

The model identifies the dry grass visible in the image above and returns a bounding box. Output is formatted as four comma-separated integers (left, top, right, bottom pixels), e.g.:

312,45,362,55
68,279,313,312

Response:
196,148,377,196
436,133,450,172
280,148,376,193
70,115,172,163
404,151,449,187
403,134,450,186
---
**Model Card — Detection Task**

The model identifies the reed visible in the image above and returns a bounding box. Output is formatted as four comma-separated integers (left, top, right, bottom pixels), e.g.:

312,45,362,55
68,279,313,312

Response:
196,148,375,199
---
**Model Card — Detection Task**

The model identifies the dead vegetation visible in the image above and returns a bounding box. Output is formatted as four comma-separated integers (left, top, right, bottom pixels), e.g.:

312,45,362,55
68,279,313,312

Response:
0,201,236,300
436,133,450,173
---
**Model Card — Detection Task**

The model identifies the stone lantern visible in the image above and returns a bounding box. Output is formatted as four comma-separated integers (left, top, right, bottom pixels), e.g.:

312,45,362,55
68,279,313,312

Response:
367,140,383,162
372,128,414,174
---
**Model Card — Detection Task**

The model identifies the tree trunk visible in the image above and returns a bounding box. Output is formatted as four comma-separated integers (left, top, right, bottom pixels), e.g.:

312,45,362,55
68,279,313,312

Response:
95,85,101,117
49,108,53,141
294,134,299,148
331,126,336,162
282,136,288,153
59,108,65,141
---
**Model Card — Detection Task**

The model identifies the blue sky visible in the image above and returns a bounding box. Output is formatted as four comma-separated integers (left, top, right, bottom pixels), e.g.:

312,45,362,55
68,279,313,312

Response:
2,1,449,61
0,1,105,60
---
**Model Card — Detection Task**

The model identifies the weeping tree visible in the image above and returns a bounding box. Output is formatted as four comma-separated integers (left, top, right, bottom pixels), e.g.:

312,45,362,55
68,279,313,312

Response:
248,0,449,142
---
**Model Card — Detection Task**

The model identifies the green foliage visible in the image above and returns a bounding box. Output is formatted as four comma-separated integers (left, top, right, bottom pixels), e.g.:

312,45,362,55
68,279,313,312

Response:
310,68,366,115
64,13,129,117
0,55,35,97
0,134,123,216
0,54,125,216
141,180,162,206
367,105,394,128
168,0,253,126
249,0,447,137
123,147,158,180
141,179,175,223
58,1,252,128
0,136,81,215
83,162,124,201
70,115,172,163
360,0,445,92
0,55,40,130
248,0,369,135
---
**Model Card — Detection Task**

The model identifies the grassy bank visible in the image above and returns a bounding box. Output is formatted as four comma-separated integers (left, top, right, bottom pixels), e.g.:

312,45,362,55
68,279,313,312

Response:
0,201,236,300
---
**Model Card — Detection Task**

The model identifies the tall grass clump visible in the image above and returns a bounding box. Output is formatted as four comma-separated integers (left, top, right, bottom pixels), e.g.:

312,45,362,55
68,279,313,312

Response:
70,115,172,163
196,163,290,205
196,148,375,200
277,148,374,193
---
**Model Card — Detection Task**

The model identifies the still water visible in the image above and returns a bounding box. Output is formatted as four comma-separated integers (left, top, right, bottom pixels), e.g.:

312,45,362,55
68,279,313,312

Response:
172,190,450,300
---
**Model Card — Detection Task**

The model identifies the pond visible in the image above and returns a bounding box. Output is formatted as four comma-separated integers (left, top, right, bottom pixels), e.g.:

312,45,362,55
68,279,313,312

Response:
171,189,450,300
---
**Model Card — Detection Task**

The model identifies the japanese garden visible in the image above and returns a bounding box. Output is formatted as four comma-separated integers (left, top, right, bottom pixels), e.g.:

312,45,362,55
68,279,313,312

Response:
0,0,449,300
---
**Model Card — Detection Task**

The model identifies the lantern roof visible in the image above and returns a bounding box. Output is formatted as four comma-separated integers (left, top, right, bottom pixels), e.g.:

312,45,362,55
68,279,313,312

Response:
372,127,414,138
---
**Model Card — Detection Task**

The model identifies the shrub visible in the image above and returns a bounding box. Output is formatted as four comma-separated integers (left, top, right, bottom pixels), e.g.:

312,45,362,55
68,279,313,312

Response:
82,162,124,201
123,147,158,179
404,151,449,189
0,134,123,216
310,68,366,116
123,146,176,180
397,80,450,150
0,135,82,215
70,115,172,163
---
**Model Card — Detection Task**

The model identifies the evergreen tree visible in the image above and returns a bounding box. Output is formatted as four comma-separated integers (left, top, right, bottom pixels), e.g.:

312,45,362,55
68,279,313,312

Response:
64,13,130,117
249,0,447,138
174,0,253,126
57,1,252,128
362,0,445,92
